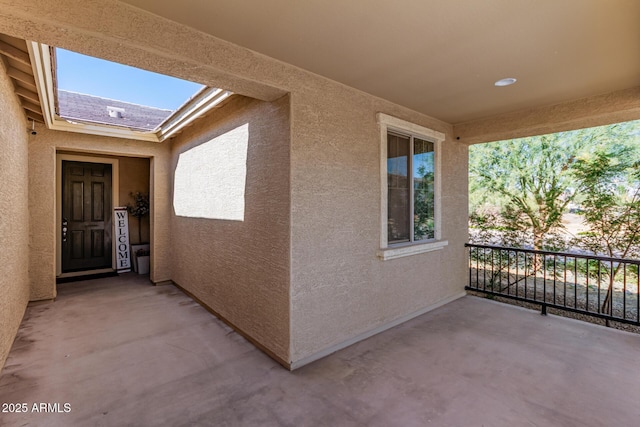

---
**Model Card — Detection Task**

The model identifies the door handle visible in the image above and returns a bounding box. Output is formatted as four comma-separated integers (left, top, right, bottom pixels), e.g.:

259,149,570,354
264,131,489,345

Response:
62,218,68,242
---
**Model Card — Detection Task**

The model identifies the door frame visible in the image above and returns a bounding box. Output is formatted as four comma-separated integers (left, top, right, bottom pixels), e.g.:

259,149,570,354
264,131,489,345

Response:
56,153,120,277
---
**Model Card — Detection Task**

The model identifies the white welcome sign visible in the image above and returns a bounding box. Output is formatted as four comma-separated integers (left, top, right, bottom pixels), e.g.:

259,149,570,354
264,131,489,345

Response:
113,207,131,273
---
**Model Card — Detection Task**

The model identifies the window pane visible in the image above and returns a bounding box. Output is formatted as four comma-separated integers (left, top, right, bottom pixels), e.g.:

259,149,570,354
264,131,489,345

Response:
387,133,410,243
413,138,434,241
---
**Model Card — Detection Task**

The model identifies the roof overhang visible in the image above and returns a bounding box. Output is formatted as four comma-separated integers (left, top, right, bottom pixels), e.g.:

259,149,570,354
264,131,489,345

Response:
28,41,232,142
0,33,44,123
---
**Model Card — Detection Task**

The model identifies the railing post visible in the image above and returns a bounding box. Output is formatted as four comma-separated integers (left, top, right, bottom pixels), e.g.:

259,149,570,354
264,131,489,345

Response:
468,245,472,288
541,303,547,316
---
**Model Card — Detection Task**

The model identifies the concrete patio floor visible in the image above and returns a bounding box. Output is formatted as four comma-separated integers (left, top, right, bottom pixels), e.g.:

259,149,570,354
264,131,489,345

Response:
1,274,639,426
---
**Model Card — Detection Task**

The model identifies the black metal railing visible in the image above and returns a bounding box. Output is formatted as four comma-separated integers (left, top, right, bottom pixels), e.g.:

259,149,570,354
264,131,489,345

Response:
465,243,640,326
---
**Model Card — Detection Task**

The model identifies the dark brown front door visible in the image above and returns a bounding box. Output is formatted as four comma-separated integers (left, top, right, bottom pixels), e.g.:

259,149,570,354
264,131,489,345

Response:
62,161,113,272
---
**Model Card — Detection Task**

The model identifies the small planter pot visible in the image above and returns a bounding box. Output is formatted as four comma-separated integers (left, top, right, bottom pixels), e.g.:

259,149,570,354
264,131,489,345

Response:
131,244,150,273
137,255,150,275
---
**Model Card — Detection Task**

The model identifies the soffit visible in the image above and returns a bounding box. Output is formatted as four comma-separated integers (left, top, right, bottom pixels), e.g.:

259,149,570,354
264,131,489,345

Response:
0,33,44,123
120,0,640,125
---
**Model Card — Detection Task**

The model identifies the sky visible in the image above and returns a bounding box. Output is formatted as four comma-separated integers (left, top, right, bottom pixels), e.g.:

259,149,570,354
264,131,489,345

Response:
56,48,205,111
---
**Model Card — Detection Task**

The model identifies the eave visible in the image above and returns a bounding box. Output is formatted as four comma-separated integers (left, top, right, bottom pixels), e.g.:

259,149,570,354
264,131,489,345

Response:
0,34,44,123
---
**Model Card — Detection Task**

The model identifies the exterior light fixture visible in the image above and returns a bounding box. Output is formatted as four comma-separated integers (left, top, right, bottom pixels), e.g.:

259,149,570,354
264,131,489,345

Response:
495,78,517,87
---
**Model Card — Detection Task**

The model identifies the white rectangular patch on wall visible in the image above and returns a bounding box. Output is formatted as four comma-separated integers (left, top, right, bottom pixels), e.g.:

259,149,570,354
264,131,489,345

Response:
173,123,249,221
113,207,131,273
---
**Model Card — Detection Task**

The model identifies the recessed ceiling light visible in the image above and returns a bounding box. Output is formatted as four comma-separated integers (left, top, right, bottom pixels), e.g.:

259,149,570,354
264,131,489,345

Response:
495,78,517,87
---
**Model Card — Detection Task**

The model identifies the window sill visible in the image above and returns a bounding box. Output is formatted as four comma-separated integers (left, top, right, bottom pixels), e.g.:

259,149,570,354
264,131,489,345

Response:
377,240,448,261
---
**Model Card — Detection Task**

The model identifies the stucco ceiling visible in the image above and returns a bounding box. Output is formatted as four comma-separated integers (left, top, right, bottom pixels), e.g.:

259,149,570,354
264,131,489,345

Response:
120,0,640,124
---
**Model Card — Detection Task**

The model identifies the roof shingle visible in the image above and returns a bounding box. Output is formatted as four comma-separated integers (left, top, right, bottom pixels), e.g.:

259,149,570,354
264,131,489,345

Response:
57,90,173,131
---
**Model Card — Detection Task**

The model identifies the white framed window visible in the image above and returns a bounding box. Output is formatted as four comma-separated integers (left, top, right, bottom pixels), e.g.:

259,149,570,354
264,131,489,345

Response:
377,113,448,260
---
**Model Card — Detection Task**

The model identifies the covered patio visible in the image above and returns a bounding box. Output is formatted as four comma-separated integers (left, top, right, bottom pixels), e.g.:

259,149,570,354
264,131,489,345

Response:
1,275,638,426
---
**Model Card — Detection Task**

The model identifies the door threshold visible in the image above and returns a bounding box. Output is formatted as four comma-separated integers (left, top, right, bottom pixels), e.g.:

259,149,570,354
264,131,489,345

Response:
57,269,118,284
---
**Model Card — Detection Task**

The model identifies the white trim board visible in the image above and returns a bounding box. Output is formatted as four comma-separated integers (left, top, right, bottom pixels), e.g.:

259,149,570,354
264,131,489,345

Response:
377,239,449,260
289,291,466,370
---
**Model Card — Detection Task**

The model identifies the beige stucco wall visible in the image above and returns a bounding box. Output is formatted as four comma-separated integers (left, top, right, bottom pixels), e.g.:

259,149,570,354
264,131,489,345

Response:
29,126,172,299
0,59,30,370
1,0,632,367
170,95,291,363
0,0,633,372
119,157,150,245
0,0,468,367
288,87,468,363
454,86,640,145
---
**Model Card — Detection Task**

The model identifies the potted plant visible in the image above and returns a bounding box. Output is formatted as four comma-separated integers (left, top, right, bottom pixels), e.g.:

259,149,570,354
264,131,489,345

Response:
126,192,150,273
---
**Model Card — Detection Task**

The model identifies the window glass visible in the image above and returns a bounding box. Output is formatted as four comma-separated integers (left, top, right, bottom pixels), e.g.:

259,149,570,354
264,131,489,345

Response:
413,138,435,240
386,132,436,245
387,133,410,243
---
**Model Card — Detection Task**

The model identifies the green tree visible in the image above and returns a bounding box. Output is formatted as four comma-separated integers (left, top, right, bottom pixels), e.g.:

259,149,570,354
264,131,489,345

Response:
469,122,640,251
414,164,434,240
470,132,583,250
126,192,150,244
571,142,640,313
